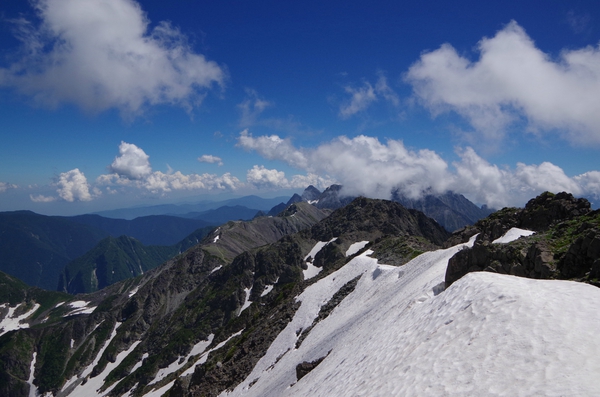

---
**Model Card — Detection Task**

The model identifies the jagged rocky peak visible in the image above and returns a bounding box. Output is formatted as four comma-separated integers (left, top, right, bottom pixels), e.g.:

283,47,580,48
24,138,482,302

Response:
445,191,599,288
301,185,321,202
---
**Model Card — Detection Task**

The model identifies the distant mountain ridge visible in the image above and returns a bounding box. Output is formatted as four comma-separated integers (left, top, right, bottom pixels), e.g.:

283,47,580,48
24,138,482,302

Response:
93,195,290,220
295,184,493,231
67,214,212,246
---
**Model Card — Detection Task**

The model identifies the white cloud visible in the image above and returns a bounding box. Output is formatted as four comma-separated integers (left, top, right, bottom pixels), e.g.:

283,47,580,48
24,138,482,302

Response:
339,73,400,119
198,154,224,166
246,165,334,190
143,171,241,193
238,131,600,207
29,194,56,203
246,165,288,189
238,88,272,127
109,141,152,179
0,182,17,193
405,20,600,146
237,129,308,169
56,168,95,202
0,0,225,117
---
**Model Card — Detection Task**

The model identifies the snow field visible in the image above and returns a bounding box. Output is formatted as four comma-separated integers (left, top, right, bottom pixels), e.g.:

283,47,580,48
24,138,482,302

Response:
492,227,535,244
345,241,369,257
222,229,600,397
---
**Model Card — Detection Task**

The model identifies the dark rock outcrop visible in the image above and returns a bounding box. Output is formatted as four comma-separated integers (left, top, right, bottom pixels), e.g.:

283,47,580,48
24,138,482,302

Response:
445,192,598,287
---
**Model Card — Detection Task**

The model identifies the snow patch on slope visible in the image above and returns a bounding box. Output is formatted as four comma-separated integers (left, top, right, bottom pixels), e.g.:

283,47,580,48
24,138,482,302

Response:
149,334,215,386
345,241,369,257
492,227,535,244
64,300,96,317
239,288,253,315
0,302,40,337
303,238,338,280
62,322,122,395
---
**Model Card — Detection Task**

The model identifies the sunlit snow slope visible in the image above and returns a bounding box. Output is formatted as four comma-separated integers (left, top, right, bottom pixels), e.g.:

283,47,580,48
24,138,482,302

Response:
223,231,600,397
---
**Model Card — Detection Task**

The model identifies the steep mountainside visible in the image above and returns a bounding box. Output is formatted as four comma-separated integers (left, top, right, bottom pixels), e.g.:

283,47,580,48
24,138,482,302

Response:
0,211,108,290
57,236,180,294
0,198,445,396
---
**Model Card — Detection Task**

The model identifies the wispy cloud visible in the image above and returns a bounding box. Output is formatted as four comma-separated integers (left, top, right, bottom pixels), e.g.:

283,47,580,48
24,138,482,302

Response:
198,154,224,166
0,0,225,117
237,88,272,127
405,20,600,147
339,73,400,119
566,10,591,34
0,182,17,193
238,131,600,208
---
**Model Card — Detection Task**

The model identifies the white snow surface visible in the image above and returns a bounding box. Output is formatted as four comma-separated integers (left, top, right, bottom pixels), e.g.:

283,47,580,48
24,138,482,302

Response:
28,352,37,397
222,235,600,397
303,238,338,280
492,227,535,244
64,300,97,316
0,303,40,337
239,288,252,315
345,240,369,257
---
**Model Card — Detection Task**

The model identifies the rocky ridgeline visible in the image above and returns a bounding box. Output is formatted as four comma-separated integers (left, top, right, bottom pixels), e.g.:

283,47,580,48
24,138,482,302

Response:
445,192,600,287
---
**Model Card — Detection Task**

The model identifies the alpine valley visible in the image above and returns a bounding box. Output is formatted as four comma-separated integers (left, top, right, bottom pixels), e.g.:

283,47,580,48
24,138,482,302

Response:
1,187,599,397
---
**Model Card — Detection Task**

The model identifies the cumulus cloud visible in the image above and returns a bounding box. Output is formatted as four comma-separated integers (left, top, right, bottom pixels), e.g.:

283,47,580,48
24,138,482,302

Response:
238,131,600,207
56,168,95,202
0,182,17,193
0,0,225,117
246,165,333,190
109,141,152,179
405,20,600,146
198,154,224,166
98,142,241,193
339,73,400,119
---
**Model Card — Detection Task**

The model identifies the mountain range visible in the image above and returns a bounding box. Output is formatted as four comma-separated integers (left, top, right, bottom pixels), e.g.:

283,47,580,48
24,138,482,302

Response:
0,191,598,396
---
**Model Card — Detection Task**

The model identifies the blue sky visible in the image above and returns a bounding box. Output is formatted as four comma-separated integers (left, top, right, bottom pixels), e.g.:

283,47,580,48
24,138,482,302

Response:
1,0,600,215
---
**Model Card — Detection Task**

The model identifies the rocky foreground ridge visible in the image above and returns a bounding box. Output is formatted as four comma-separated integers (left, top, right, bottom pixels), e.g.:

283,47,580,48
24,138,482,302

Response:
445,191,599,286
0,192,598,397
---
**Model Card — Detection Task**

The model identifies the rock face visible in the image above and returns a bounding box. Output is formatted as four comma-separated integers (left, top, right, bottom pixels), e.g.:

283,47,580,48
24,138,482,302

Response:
445,192,598,287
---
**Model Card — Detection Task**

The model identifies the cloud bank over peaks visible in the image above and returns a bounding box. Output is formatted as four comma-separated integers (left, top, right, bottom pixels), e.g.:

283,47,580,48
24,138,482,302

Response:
405,20,600,147
237,131,600,208
0,0,225,117
246,165,334,190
